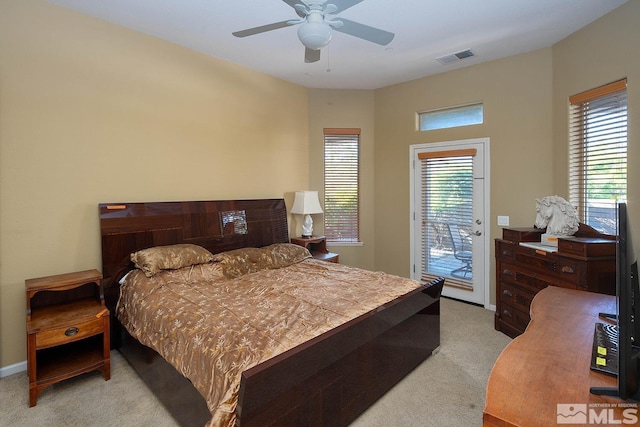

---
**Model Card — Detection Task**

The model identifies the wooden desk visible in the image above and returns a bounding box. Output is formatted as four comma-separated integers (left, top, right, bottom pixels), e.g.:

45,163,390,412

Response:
484,287,638,426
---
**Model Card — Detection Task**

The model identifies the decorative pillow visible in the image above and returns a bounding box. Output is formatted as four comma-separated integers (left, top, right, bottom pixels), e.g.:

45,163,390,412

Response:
131,244,214,277
265,243,311,265
213,244,310,278
213,247,274,278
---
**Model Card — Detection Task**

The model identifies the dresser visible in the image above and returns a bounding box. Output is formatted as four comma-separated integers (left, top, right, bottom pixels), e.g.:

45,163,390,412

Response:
495,225,615,338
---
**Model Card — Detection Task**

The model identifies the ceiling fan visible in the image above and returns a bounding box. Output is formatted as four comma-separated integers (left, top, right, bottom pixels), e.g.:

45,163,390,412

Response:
232,0,394,63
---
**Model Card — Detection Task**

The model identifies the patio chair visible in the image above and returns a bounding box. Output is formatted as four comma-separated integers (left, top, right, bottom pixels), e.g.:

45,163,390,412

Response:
447,223,473,278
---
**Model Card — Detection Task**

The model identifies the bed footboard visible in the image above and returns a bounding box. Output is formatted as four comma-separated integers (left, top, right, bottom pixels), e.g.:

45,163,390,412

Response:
236,278,443,426
116,325,211,426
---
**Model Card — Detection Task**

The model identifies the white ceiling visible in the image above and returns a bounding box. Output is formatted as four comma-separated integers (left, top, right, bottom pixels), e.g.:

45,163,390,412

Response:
46,0,627,90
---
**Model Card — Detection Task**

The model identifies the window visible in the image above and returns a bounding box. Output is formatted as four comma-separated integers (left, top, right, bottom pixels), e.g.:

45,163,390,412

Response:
569,79,627,235
323,128,359,243
418,103,483,131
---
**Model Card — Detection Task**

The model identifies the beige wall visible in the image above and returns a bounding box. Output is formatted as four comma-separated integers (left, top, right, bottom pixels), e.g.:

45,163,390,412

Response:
308,90,376,270
373,48,555,301
552,0,640,253
0,0,309,368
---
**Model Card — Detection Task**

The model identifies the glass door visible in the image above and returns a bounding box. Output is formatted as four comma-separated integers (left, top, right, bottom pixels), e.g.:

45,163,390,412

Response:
411,139,489,306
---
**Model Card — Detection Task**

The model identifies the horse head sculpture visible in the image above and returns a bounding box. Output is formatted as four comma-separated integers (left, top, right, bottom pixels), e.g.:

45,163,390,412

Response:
534,195,579,236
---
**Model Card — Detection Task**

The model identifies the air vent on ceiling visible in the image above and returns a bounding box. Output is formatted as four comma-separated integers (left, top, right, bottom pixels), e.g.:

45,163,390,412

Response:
437,49,476,65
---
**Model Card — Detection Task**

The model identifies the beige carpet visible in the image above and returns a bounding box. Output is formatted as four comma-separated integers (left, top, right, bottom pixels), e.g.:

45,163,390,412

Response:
0,297,511,426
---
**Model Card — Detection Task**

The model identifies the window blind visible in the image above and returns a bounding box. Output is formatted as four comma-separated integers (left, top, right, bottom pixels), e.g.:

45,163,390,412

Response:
569,79,627,235
323,129,360,243
418,150,475,290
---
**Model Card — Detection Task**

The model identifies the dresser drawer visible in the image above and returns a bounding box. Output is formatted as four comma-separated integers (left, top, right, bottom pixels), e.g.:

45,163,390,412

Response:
500,281,536,315
498,302,531,333
558,237,615,258
498,262,517,284
517,267,559,290
36,317,104,349
500,261,553,293
515,249,557,274
502,228,544,243
496,240,517,262
555,258,580,285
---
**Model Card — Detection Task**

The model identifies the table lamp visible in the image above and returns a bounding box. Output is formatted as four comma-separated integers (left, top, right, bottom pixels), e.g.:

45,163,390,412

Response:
291,191,323,238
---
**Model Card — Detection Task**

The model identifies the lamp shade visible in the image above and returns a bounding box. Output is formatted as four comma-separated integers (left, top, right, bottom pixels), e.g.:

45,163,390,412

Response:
291,191,323,215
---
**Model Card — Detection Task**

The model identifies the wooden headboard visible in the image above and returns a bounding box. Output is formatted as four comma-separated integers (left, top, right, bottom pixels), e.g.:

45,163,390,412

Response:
99,199,289,290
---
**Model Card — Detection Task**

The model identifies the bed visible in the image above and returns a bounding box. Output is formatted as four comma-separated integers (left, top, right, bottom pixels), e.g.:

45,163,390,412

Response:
99,199,442,426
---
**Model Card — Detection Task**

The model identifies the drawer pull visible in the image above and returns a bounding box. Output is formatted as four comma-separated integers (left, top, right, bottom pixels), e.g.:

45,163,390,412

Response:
503,269,513,276
64,327,79,337
502,250,513,257
503,309,512,318
503,289,513,297
561,266,575,274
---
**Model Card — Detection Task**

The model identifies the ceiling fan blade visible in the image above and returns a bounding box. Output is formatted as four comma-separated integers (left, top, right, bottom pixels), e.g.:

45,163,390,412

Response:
333,18,394,45
305,47,321,63
282,0,307,18
232,20,294,38
331,0,365,14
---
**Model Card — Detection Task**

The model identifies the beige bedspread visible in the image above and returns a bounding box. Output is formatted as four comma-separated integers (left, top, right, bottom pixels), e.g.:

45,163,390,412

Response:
117,252,421,426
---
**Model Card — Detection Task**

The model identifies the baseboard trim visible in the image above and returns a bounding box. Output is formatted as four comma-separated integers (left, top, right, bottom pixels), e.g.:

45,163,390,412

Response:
1,360,27,378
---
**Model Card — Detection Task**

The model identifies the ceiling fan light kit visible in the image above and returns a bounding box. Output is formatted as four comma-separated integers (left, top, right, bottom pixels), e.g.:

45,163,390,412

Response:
233,0,394,63
297,12,333,50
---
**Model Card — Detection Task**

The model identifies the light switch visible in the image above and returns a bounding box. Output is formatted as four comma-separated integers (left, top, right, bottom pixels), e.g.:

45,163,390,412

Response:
497,216,510,227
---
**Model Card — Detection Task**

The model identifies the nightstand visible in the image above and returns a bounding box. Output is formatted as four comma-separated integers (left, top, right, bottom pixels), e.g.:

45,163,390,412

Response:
25,269,110,407
291,236,339,263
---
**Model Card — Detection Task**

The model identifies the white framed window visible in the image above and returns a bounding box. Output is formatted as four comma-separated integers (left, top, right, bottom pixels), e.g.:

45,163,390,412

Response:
418,103,483,131
323,128,360,243
569,79,627,235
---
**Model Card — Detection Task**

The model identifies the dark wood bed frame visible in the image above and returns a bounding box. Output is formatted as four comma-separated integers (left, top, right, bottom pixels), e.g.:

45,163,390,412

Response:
99,199,442,426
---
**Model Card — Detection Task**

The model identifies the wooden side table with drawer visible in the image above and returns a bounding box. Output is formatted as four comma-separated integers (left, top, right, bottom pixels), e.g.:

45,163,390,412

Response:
25,269,110,407
290,236,339,263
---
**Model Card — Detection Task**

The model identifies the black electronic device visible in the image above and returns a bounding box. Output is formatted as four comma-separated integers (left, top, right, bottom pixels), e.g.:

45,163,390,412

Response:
590,202,640,400
590,322,618,377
